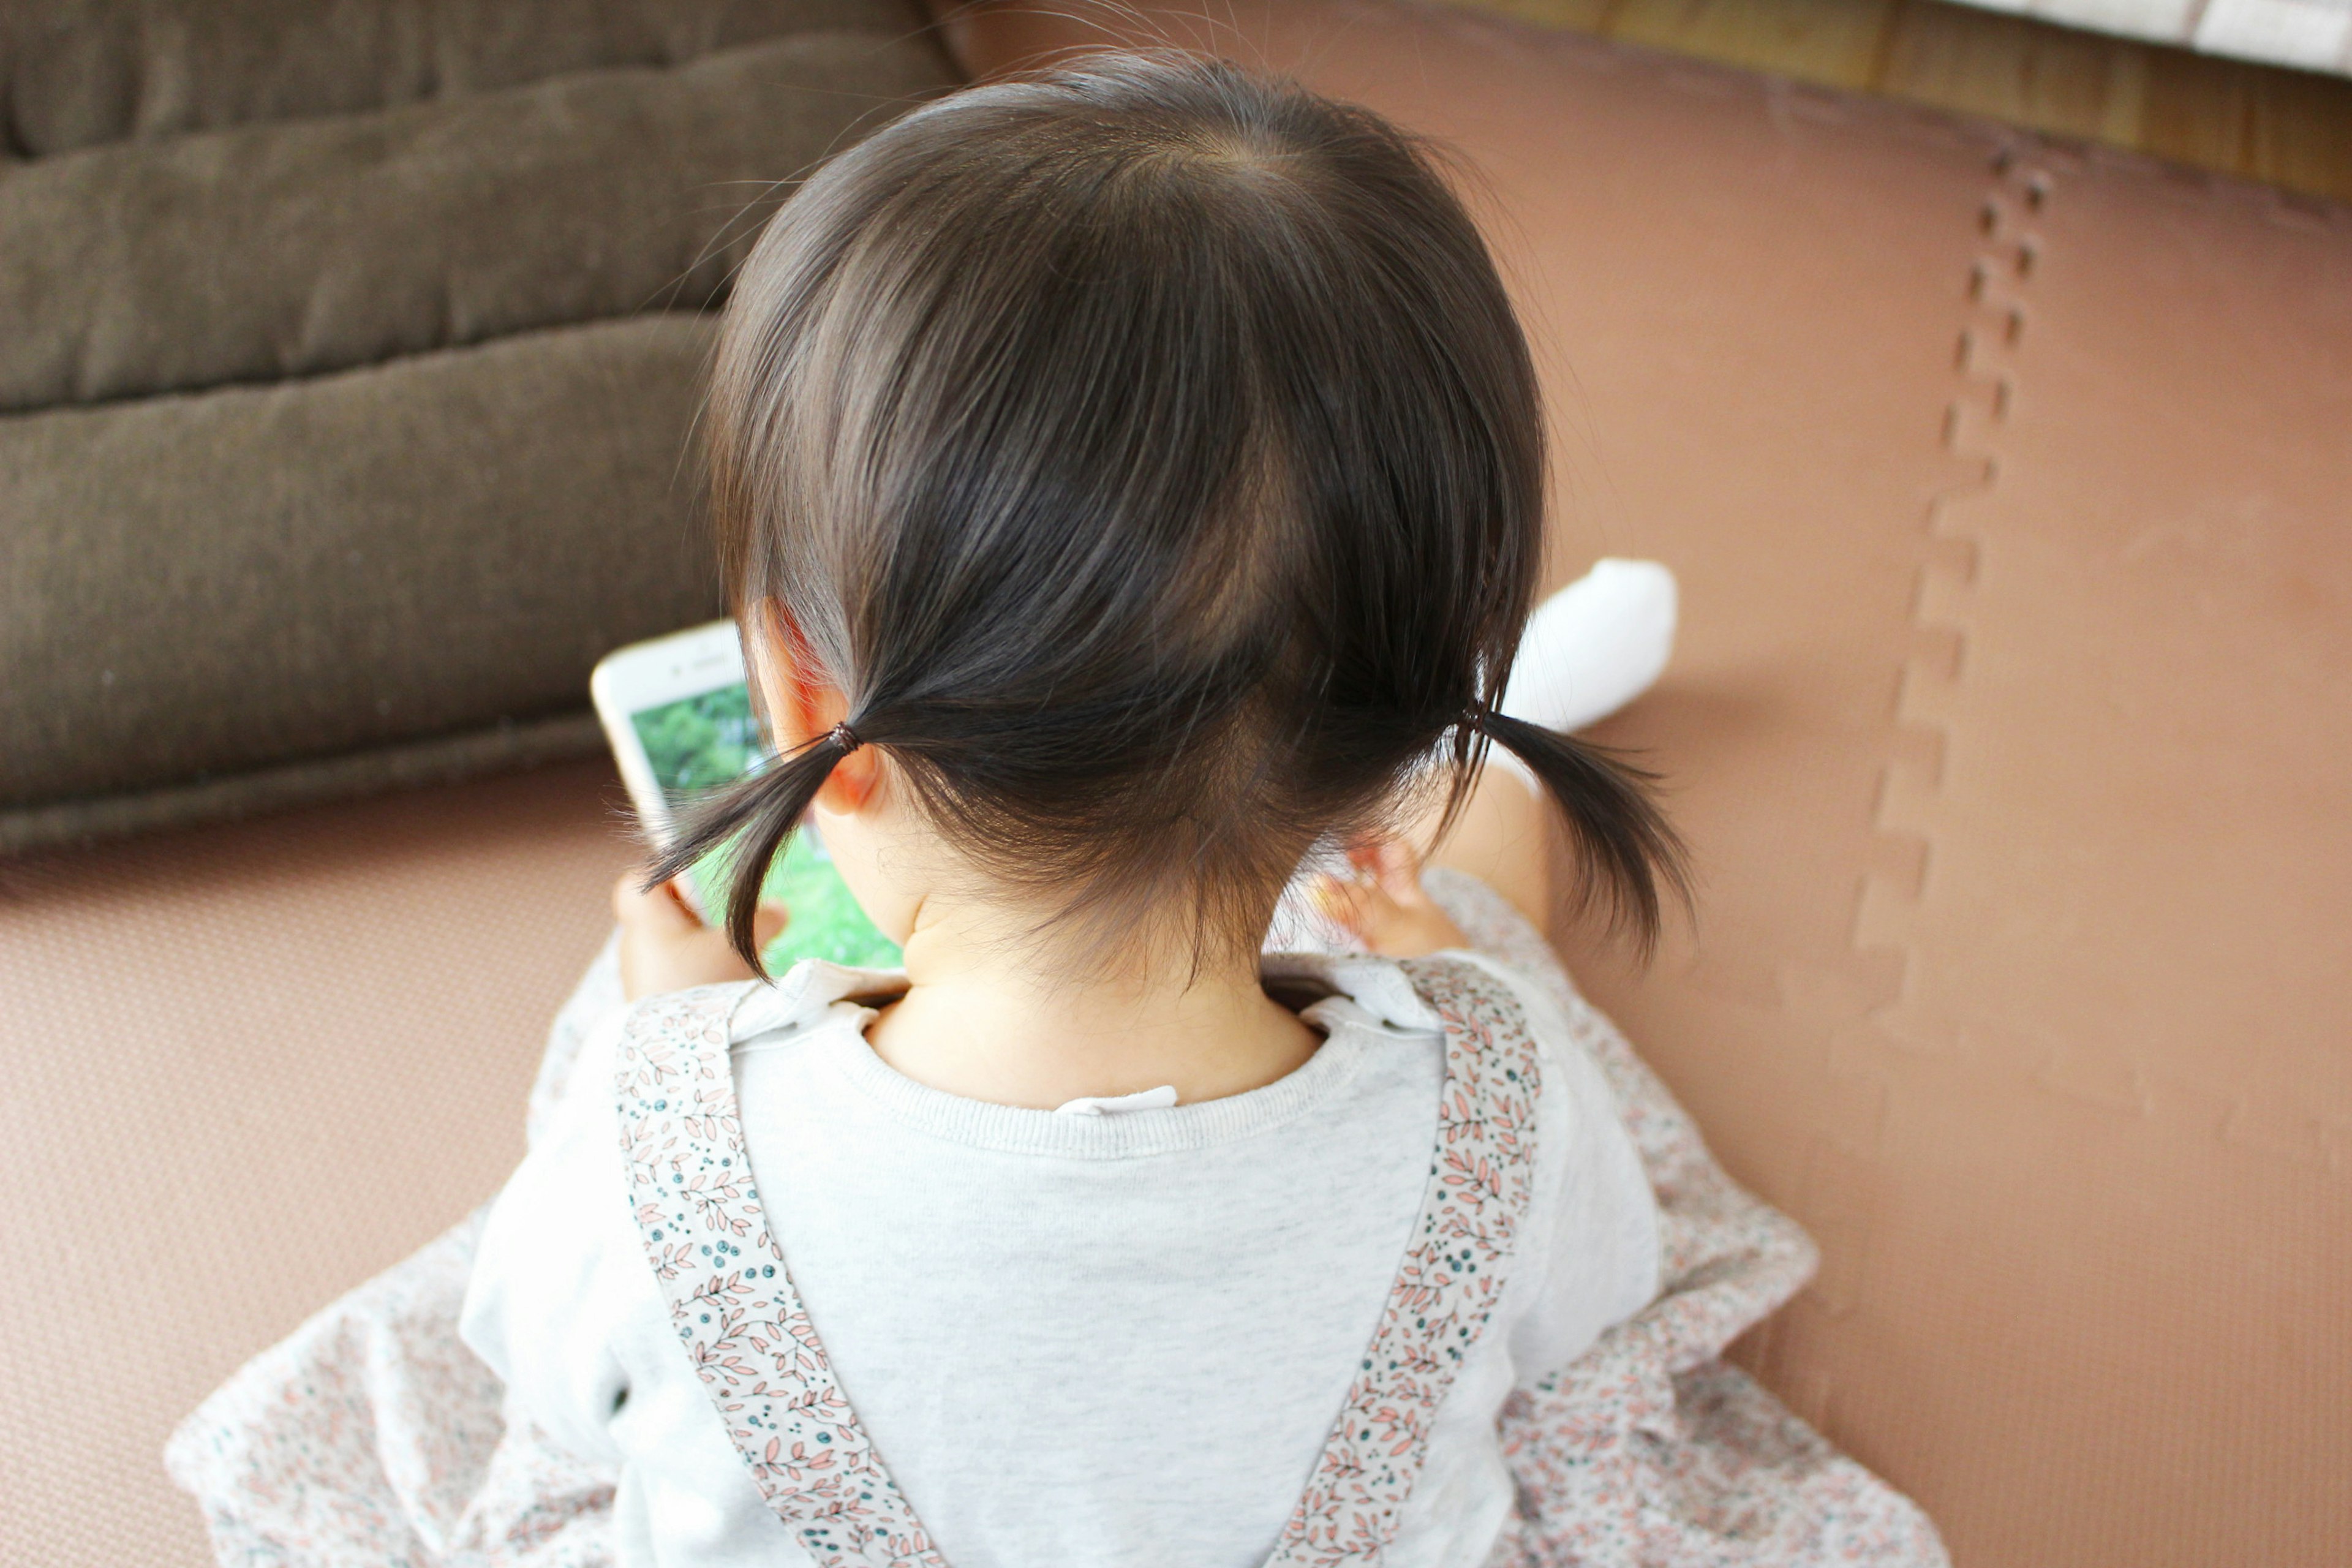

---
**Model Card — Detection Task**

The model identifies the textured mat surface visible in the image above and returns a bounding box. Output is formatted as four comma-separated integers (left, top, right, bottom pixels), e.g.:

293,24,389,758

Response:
936,5,2351,1563
0,761,633,1568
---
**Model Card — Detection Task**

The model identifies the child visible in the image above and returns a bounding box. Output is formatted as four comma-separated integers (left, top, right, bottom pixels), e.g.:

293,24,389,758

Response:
457,53,1940,1568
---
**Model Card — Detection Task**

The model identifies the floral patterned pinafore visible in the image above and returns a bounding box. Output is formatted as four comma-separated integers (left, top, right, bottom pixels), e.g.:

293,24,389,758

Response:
614,955,1545,1567
168,872,1948,1567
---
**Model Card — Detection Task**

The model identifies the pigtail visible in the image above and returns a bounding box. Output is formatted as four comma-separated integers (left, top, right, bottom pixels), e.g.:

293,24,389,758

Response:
644,723,864,975
1468,706,1691,955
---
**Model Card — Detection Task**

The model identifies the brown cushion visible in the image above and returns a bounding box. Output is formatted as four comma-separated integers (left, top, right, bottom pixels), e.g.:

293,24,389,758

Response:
0,0,913,157
0,32,956,410
0,6,960,847
0,316,717,823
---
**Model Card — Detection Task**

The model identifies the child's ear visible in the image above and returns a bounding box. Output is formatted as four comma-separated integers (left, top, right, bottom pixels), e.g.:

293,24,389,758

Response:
744,597,877,812
742,597,817,745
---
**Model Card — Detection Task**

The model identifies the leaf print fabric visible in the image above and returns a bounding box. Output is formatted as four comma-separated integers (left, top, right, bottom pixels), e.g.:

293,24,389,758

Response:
1423,870,1947,1568
614,986,946,1568
164,1211,617,1567
165,875,1945,1568
1260,957,1545,1564
608,959,1550,1567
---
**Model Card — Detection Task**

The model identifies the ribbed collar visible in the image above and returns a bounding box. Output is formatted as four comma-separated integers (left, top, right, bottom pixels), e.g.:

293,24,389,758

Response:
726,955,1444,1159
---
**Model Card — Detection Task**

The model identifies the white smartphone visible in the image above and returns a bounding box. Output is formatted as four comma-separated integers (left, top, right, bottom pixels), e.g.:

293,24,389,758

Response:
590,620,902,970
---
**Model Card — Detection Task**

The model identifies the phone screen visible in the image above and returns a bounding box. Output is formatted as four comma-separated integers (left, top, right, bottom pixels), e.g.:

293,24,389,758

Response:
627,682,903,970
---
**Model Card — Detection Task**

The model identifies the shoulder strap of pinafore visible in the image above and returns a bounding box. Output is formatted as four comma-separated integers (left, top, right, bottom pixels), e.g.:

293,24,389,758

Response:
1259,954,1546,1567
614,984,947,1568
614,956,1543,1568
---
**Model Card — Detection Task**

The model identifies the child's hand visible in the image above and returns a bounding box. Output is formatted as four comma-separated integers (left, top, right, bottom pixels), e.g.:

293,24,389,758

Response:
1310,839,1471,959
614,873,790,1001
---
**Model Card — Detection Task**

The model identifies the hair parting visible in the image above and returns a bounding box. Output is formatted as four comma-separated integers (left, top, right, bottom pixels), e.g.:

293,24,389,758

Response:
663,52,1689,979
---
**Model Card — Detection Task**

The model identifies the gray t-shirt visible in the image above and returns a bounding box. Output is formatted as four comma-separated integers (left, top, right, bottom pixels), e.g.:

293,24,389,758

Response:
461,951,1659,1568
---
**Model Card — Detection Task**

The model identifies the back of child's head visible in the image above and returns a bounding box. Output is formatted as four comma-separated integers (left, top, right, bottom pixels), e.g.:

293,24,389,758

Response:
666,51,1681,969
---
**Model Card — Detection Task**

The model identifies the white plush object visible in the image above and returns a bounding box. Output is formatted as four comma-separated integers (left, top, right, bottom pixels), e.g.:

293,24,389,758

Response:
1500,557,1678,736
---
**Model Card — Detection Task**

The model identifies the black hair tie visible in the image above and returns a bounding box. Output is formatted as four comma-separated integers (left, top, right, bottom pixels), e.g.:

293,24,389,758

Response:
828,721,862,755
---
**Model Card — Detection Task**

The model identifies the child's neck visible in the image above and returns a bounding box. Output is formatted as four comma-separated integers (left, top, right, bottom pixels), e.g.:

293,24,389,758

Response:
862,897,1321,1111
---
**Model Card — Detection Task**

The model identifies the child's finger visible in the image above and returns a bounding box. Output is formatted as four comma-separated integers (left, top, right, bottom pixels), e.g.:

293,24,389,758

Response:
1322,839,1472,958
750,901,791,950
1348,837,1433,908
1311,870,1399,940
1311,872,1366,933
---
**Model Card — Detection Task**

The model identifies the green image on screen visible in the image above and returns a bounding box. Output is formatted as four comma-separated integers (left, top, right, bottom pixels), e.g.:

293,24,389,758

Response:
630,684,902,970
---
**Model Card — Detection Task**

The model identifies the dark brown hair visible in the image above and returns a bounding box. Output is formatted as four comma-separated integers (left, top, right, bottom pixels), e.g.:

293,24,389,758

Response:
655,51,1683,970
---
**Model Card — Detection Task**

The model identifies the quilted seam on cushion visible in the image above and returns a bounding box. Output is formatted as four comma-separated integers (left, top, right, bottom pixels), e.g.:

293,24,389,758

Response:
0,32,960,410
0,0,961,835
0,0,928,159
0,315,722,809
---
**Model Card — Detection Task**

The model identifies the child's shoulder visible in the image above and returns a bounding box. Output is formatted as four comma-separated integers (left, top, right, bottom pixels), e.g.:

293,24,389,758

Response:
1267,946,1612,1138
605,961,913,1063
1378,943,1645,1221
